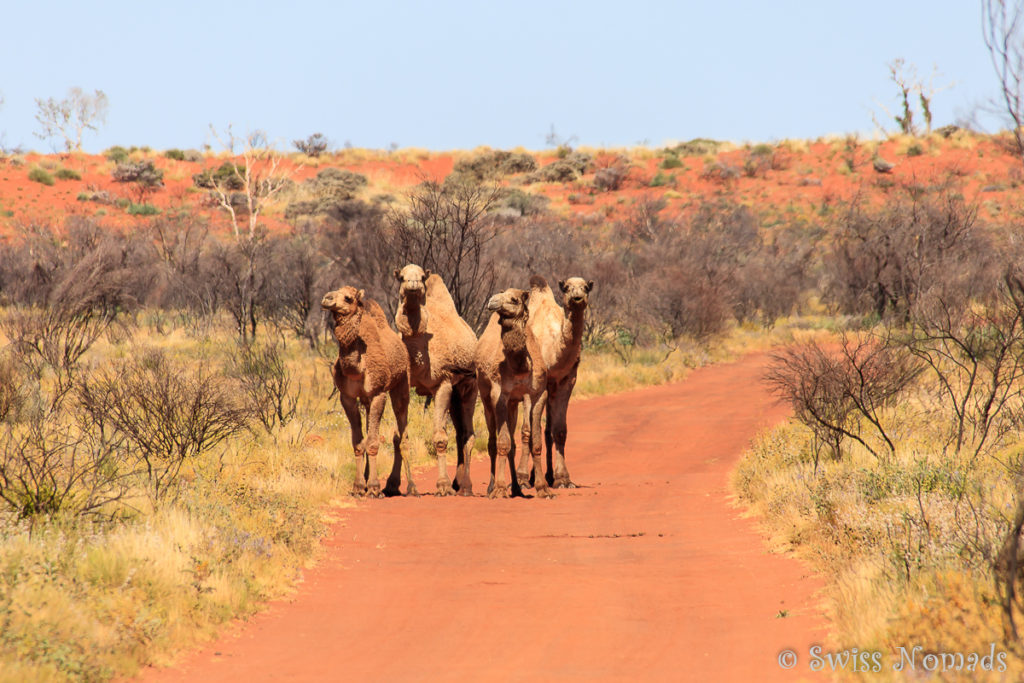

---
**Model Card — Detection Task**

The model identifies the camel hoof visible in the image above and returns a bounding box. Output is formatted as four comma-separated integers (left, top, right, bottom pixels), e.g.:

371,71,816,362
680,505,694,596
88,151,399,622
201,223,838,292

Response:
436,485,456,497
553,479,576,489
351,483,367,497
516,475,532,489
456,482,474,497
406,484,420,497
535,487,555,499
383,486,402,498
487,485,510,499
366,485,384,499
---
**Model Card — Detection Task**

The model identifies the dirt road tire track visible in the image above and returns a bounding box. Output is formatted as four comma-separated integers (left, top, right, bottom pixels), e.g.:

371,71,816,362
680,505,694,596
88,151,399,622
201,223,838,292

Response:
140,354,826,681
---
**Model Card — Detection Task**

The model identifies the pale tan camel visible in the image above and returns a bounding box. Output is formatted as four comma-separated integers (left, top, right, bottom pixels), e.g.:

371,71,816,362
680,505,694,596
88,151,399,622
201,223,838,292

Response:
475,287,551,499
394,264,478,496
321,285,415,497
518,275,593,489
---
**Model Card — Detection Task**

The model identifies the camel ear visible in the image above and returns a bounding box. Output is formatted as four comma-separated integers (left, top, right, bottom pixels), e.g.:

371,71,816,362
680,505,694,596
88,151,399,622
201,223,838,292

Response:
424,268,431,279
586,280,594,292
356,289,365,302
394,268,402,281
558,280,568,292
522,290,530,304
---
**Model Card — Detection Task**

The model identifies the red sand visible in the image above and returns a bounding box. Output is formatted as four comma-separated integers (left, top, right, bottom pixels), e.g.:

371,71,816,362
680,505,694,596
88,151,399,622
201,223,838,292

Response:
138,354,827,682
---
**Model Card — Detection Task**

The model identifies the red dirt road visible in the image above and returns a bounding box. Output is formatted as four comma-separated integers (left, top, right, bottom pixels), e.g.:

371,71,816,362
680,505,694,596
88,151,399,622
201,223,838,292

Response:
141,354,827,682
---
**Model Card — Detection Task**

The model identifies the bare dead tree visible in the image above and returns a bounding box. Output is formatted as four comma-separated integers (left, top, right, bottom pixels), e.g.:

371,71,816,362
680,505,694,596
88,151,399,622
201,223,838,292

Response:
984,0,1024,168
33,87,109,153
206,126,296,239
388,177,502,330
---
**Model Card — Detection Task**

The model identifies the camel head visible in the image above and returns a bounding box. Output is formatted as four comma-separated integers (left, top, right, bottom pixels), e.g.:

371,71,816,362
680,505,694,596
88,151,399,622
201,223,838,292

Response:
559,277,594,312
321,286,364,319
394,264,431,306
486,288,530,327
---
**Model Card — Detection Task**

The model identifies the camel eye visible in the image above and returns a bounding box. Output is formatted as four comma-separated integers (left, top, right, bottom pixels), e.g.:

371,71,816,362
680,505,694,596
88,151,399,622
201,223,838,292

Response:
344,296,353,303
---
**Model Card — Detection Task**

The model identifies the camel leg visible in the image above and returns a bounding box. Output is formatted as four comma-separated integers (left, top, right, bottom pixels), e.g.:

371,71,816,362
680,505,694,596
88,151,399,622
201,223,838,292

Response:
385,379,417,497
544,397,554,486
550,376,576,488
507,399,524,498
432,380,455,496
517,393,535,489
363,393,388,498
531,390,553,498
453,380,477,496
490,395,513,499
340,395,366,496
481,383,499,496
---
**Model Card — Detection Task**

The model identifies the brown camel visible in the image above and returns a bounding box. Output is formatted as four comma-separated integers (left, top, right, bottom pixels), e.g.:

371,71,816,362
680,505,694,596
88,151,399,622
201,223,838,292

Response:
393,264,478,496
321,285,415,498
475,287,551,499
518,275,593,489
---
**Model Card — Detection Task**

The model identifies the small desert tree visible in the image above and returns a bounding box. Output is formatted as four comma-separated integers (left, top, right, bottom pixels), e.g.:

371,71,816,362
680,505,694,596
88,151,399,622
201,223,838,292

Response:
984,0,1024,170
34,87,109,152
206,125,295,239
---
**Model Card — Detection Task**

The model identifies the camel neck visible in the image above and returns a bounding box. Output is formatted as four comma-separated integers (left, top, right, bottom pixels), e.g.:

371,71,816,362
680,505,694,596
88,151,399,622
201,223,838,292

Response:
397,299,426,336
500,317,530,373
562,307,586,350
333,310,362,349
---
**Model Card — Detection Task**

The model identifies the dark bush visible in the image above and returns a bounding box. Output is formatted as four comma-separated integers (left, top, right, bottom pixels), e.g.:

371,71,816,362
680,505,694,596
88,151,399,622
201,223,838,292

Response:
294,133,329,157
492,188,549,217
593,164,630,191
78,348,252,501
164,149,186,161
229,336,298,433
54,168,81,181
453,150,537,181
526,160,581,184
113,160,164,203
765,336,921,465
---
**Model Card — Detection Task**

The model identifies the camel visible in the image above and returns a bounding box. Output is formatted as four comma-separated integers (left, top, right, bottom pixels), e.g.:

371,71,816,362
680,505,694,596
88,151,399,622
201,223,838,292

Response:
321,285,415,498
475,287,551,499
518,275,593,489
393,264,478,496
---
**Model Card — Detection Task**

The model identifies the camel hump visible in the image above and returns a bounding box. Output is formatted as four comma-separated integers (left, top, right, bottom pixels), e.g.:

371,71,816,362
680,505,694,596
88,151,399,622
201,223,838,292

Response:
529,275,548,291
364,297,389,324
425,273,458,312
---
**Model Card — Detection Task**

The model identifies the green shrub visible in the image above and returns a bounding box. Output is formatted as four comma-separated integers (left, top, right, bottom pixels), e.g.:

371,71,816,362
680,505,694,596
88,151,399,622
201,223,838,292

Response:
164,149,186,161
672,138,723,157
104,146,130,163
126,203,160,216
193,162,245,190
660,153,683,169
650,172,672,187
54,168,81,181
906,143,924,157
28,167,54,186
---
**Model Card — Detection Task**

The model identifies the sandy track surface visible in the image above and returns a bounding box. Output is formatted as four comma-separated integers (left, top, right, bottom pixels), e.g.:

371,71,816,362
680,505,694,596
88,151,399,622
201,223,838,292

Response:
140,354,826,681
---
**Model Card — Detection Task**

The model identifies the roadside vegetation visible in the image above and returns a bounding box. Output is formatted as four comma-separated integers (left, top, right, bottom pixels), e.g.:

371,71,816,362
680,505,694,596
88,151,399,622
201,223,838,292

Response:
6,111,1024,680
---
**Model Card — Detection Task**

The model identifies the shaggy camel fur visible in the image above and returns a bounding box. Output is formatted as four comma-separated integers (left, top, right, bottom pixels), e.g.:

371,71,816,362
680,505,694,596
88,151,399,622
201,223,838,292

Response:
475,288,551,498
518,275,593,489
394,264,478,496
321,286,415,497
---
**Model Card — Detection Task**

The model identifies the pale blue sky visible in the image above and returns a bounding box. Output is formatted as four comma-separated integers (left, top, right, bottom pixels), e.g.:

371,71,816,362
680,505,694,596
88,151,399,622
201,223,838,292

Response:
0,1,1004,153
